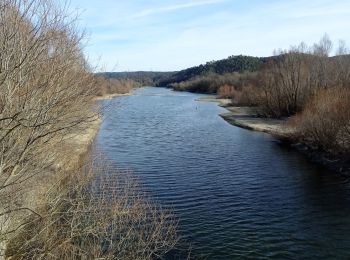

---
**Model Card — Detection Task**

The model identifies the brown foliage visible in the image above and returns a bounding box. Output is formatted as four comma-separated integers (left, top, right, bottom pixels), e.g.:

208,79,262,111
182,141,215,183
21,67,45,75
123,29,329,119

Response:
256,35,350,118
217,84,235,98
289,88,350,157
94,76,140,96
218,84,259,106
5,160,177,259
170,71,258,97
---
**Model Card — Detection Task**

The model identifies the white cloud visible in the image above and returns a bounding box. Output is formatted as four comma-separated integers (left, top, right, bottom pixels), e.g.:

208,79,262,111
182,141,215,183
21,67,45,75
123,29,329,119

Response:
131,0,228,18
73,0,350,71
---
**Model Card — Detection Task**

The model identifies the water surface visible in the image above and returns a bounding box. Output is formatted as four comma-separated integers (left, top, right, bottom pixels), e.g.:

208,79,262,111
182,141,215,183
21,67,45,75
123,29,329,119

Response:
95,87,350,259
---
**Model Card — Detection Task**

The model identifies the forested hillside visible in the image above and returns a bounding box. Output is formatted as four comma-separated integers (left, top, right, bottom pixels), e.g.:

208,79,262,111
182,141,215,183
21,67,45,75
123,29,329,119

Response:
98,55,265,90
156,55,265,87
97,71,175,86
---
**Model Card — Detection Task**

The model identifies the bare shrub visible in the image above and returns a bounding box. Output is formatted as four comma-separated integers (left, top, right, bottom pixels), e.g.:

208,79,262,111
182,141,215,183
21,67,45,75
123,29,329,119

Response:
218,84,258,106
290,88,350,156
170,73,222,93
5,159,178,259
170,71,258,97
217,84,235,98
235,85,260,106
94,76,140,96
214,72,260,106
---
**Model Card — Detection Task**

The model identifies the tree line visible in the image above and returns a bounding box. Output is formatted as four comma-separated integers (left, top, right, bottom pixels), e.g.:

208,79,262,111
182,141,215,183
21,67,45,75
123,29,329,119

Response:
162,34,350,163
156,55,264,88
98,71,175,87
258,35,350,160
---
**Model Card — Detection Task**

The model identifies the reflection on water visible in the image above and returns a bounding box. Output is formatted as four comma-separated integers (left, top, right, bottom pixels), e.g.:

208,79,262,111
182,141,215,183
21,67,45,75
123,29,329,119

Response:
95,87,350,259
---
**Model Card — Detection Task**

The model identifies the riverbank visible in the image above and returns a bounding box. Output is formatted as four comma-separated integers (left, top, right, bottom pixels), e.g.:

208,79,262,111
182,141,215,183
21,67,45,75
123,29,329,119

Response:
0,91,130,257
196,95,350,176
94,86,350,258
94,92,132,100
219,107,293,137
196,96,293,137
53,90,137,184
31,91,132,192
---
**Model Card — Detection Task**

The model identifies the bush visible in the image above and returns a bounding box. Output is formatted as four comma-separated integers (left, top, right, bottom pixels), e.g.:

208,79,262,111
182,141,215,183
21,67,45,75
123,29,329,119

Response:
290,87,350,157
5,160,177,259
94,76,140,96
170,73,224,93
217,84,236,98
170,71,258,95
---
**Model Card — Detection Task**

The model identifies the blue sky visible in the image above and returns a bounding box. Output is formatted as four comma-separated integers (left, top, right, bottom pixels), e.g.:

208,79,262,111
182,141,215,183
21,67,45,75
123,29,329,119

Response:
68,0,350,71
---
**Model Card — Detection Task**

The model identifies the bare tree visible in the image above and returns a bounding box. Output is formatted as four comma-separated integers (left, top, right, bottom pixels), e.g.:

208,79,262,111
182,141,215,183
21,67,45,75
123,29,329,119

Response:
258,45,311,117
1,2,178,258
0,2,95,186
312,33,333,57
333,40,350,88
0,0,100,253
257,35,350,118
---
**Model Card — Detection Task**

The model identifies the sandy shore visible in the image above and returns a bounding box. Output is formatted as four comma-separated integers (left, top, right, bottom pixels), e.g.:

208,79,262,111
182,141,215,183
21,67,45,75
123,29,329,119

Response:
196,96,293,137
197,96,350,175
219,107,294,137
195,96,232,106
65,91,135,166
94,92,132,101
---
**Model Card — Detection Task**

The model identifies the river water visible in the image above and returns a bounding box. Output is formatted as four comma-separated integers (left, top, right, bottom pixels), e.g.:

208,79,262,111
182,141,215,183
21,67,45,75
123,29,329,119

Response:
95,87,350,259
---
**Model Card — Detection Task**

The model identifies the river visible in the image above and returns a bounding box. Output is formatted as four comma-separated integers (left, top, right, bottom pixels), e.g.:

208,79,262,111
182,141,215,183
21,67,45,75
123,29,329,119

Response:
95,87,350,259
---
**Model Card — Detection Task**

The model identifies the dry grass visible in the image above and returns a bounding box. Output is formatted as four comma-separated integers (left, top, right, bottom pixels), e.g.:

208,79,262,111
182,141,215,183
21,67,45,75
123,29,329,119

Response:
5,159,178,259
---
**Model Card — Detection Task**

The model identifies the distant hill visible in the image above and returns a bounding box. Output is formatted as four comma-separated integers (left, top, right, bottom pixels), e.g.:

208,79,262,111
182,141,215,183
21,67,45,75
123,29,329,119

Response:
97,56,267,87
156,55,266,87
96,71,175,86
97,54,350,90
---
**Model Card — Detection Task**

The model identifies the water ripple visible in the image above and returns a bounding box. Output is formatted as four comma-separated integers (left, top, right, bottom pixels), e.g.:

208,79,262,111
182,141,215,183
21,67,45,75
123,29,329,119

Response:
95,87,350,259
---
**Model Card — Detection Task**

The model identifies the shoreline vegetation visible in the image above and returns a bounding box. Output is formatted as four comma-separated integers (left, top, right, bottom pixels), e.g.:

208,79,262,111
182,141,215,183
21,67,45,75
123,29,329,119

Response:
101,37,349,177
196,95,350,176
0,0,177,259
151,35,350,177
196,96,291,136
2,0,350,257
